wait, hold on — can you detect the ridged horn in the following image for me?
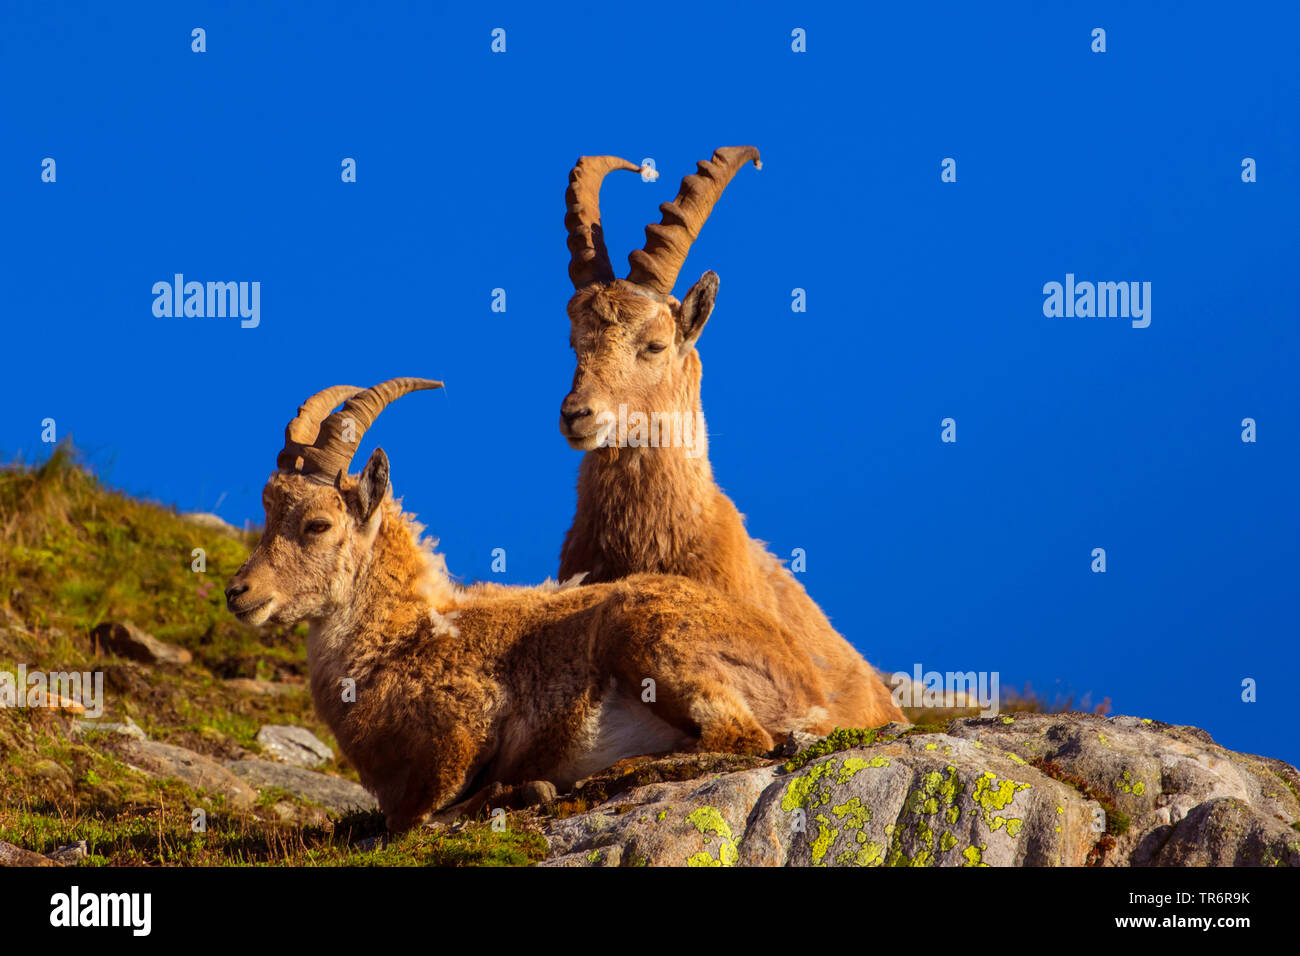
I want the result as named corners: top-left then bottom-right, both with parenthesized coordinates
top-left (566, 155), bottom-right (655, 290)
top-left (626, 146), bottom-right (761, 295)
top-left (277, 378), bottom-right (443, 481)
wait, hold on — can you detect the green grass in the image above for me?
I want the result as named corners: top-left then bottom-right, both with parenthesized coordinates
top-left (0, 447), bottom-right (537, 865)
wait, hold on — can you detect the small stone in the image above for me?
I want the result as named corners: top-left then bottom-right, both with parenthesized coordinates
top-left (779, 731), bottom-right (820, 758)
top-left (518, 780), bottom-right (558, 806)
top-left (353, 834), bottom-right (386, 852)
top-left (47, 841), bottom-right (89, 864)
top-left (182, 512), bottom-right (240, 535)
top-left (223, 678), bottom-right (305, 698)
top-left (90, 621), bottom-right (192, 666)
top-left (72, 715), bottom-right (146, 740)
top-left (256, 725), bottom-right (334, 768)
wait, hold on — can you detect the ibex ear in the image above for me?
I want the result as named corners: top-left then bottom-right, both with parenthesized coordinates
top-left (356, 447), bottom-right (390, 522)
top-left (676, 271), bottom-right (719, 353)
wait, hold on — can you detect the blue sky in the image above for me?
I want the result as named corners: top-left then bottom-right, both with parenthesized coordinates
top-left (3, 1), bottom-right (1297, 765)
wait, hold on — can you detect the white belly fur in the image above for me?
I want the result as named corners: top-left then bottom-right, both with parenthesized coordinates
top-left (551, 679), bottom-right (692, 788)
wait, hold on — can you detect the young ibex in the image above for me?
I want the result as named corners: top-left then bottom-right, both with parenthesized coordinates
top-left (557, 147), bottom-right (902, 727)
top-left (226, 378), bottom-right (883, 830)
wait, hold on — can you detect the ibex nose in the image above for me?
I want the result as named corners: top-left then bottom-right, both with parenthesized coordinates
top-left (560, 395), bottom-right (592, 429)
top-left (225, 583), bottom-right (248, 609)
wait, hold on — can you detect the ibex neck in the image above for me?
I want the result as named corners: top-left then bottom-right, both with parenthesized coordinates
top-left (322, 507), bottom-right (458, 649)
top-left (575, 414), bottom-right (717, 574)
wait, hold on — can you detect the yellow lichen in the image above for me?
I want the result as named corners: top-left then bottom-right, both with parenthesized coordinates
top-left (831, 796), bottom-right (871, 830)
top-left (810, 814), bottom-right (837, 864)
top-left (971, 771), bottom-right (1030, 831)
top-left (962, 844), bottom-right (988, 867)
top-left (686, 806), bottom-right (737, 867)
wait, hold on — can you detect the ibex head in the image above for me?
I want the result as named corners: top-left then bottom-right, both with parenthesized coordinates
top-left (559, 147), bottom-right (760, 451)
top-left (225, 378), bottom-right (441, 626)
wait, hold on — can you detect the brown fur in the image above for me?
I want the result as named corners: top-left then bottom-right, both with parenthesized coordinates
top-left (558, 279), bottom-right (903, 726)
top-left (227, 466), bottom-right (857, 831)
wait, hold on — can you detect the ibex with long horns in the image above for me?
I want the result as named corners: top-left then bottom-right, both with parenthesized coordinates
top-left (557, 147), bottom-right (902, 727)
top-left (226, 378), bottom-right (879, 831)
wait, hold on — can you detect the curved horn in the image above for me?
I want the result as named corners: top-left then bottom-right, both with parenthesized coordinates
top-left (566, 155), bottom-right (654, 290)
top-left (277, 377), bottom-right (443, 480)
top-left (626, 146), bottom-right (761, 295)
top-left (278, 385), bottom-right (363, 472)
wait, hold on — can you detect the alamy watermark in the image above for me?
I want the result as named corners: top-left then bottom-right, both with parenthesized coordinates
top-left (592, 404), bottom-right (706, 458)
top-left (50, 886), bottom-right (151, 936)
top-left (1043, 273), bottom-right (1151, 328)
top-left (889, 664), bottom-right (1000, 717)
top-left (0, 665), bottom-right (104, 718)
top-left (152, 274), bottom-right (260, 328)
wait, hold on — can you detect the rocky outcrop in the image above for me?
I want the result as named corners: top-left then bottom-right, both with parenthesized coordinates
top-left (539, 714), bottom-right (1300, 867)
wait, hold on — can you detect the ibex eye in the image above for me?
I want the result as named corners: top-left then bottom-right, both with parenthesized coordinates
top-left (645, 342), bottom-right (667, 354)
top-left (305, 521), bottom-right (331, 535)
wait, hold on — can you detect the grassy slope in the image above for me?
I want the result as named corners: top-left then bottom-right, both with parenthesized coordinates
top-left (0, 447), bottom-right (544, 866)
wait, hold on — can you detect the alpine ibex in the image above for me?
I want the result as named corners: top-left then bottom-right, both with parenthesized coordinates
top-left (557, 147), bottom-right (902, 727)
top-left (226, 378), bottom-right (884, 831)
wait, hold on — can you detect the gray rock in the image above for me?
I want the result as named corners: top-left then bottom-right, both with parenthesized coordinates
top-left (224, 759), bottom-right (377, 815)
top-left (540, 714), bottom-right (1300, 867)
top-left (542, 766), bottom-right (778, 867)
top-left (744, 733), bottom-right (1098, 867)
top-left (72, 715), bottom-right (147, 740)
top-left (944, 713), bottom-right (1300, 866)
top-left (47, 841), bottom-right (89, 864)
top-left (223, 678), bottom-right (306, 698)
top-left (1149, 797), bottom-right (1300, 866)
top-left (182, 512), bottom-right (240, 535)
top-left (256, 724), bottom-right (334, 768)
top-left (100, 738), bottom-right (256, 809)
top-left (90, 621), bottom-right (192, 666)
top-left (545, 844), bottom-right (628, 867)
top-left (0, 841), bottom-right (62, 867)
